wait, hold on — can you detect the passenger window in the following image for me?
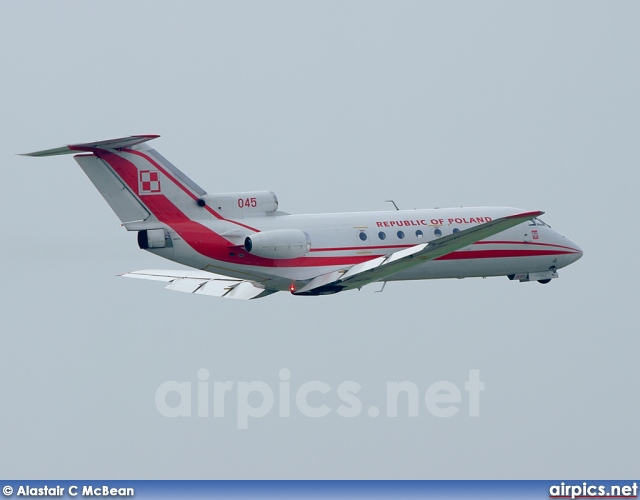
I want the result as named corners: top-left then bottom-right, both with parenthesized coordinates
top-left (397, 230), bottom-right (405, 239)
top-left (359, 231), bottom-right (368, 241)
top-left (378, 231), bottom-right (386, 240)
top-left (452, 228), bottom-right (460, 234)
top-left (434, 228), bottom-right (443, 238)
top-left (416, 230), bottom-right (424, 238)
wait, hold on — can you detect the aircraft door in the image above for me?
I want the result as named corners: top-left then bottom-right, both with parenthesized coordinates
top-left (525, 218), bottom-right (546, 242)
top-left (524, 219), bottom-right (536, 242)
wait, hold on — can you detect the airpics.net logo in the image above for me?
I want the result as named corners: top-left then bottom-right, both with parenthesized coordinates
top-left (155, 369), bottom-right (484, 429)
top-left (549, 482), bottom-right (638, 499)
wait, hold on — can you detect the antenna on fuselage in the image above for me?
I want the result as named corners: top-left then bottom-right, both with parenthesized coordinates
top-left (375, 281), bottom-right (388, 293)
top-left (385, 200), bottom-right (399, 211)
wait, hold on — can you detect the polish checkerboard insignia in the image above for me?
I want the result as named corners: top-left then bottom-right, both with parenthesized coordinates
top-left (139, 170), bottom-right (161, 194)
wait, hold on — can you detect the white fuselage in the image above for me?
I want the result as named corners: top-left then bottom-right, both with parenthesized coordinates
top-left (23, 136), bottom-right (583, 297)
top-left (149, 206), bottom-right (583, 291)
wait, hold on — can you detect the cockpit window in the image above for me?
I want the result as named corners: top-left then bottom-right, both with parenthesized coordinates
top-left (529, 217), bottom-right (551, 228)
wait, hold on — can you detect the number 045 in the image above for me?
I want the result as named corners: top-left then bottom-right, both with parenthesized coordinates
top-left (238, 197), bottom-right (257, 208)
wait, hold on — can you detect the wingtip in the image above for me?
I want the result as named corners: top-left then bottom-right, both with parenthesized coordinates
top-left (507, 210), bottom-right (544, 219)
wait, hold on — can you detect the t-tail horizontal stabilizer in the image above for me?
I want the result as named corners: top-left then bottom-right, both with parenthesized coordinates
top-left (22, 134), bottom-right (212, 228)
top-left (20, 135), bottom-right (160, 157)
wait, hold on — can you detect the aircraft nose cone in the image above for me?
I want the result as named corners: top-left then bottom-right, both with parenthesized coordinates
top-left (565, 237), bottom-right (583, 262)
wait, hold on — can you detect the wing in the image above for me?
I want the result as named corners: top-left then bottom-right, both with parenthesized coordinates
top-left (294, 210), bottom-right (543, 295)
top-left (120, 269), bottom-right (278, 300)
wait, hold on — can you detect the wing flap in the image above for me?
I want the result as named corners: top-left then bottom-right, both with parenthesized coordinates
top-left (165, 278), bottom-right (209, 293)
top-left (226, 281), bottom-right (271, 300)
top-left (120, 269), bottom-right (277, 300)
top-left (339, 255), bottom-right (387, 281)
top-left (383, 243), bottom-right (429, 265)
top-left (196, 280), bottom-right (239, 297)
top-left (294, 270), bottom-right (345, 294)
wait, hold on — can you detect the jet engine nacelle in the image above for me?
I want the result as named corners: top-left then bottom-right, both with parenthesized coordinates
top-left (197, 191), bottom-right (278, 216)
top-left (244, 229), bottom-right (311, 259)
top-left (138, 228), bottom-right (170, 249)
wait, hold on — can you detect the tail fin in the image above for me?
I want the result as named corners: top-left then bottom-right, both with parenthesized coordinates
top-left (22, 135), bottom-right (214, 229)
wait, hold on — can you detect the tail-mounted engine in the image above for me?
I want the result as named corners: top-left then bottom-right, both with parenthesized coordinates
top-left (138, 228), bottom-right (172, 249)
top-left (244, 229), bottom-right (311, 259)
top-left (196, 191), bottom-right (278, 217)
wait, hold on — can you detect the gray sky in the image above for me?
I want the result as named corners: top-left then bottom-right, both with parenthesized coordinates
top-left (1, 1), bottom-right (638, 479)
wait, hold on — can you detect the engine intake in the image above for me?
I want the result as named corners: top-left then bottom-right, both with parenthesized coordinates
top-left (244, 230), bottom-right (311, 259)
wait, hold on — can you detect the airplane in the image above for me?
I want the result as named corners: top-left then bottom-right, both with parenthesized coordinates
top-left (22, 135), bottom-right (583, 300)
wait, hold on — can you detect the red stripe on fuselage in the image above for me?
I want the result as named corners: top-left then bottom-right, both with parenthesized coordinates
top-left (434, 249), bottom-right (573, 260)
top-left (94, 151), bottom-right (375, 268)
top-left (125, 149), bottom-right (259, 233)
top-left (473, 240), bottom-right (581, 252)
top-left (310, 241), bottom-right (582, 254)
top-left (83, 149), bottom-right (580, 269)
